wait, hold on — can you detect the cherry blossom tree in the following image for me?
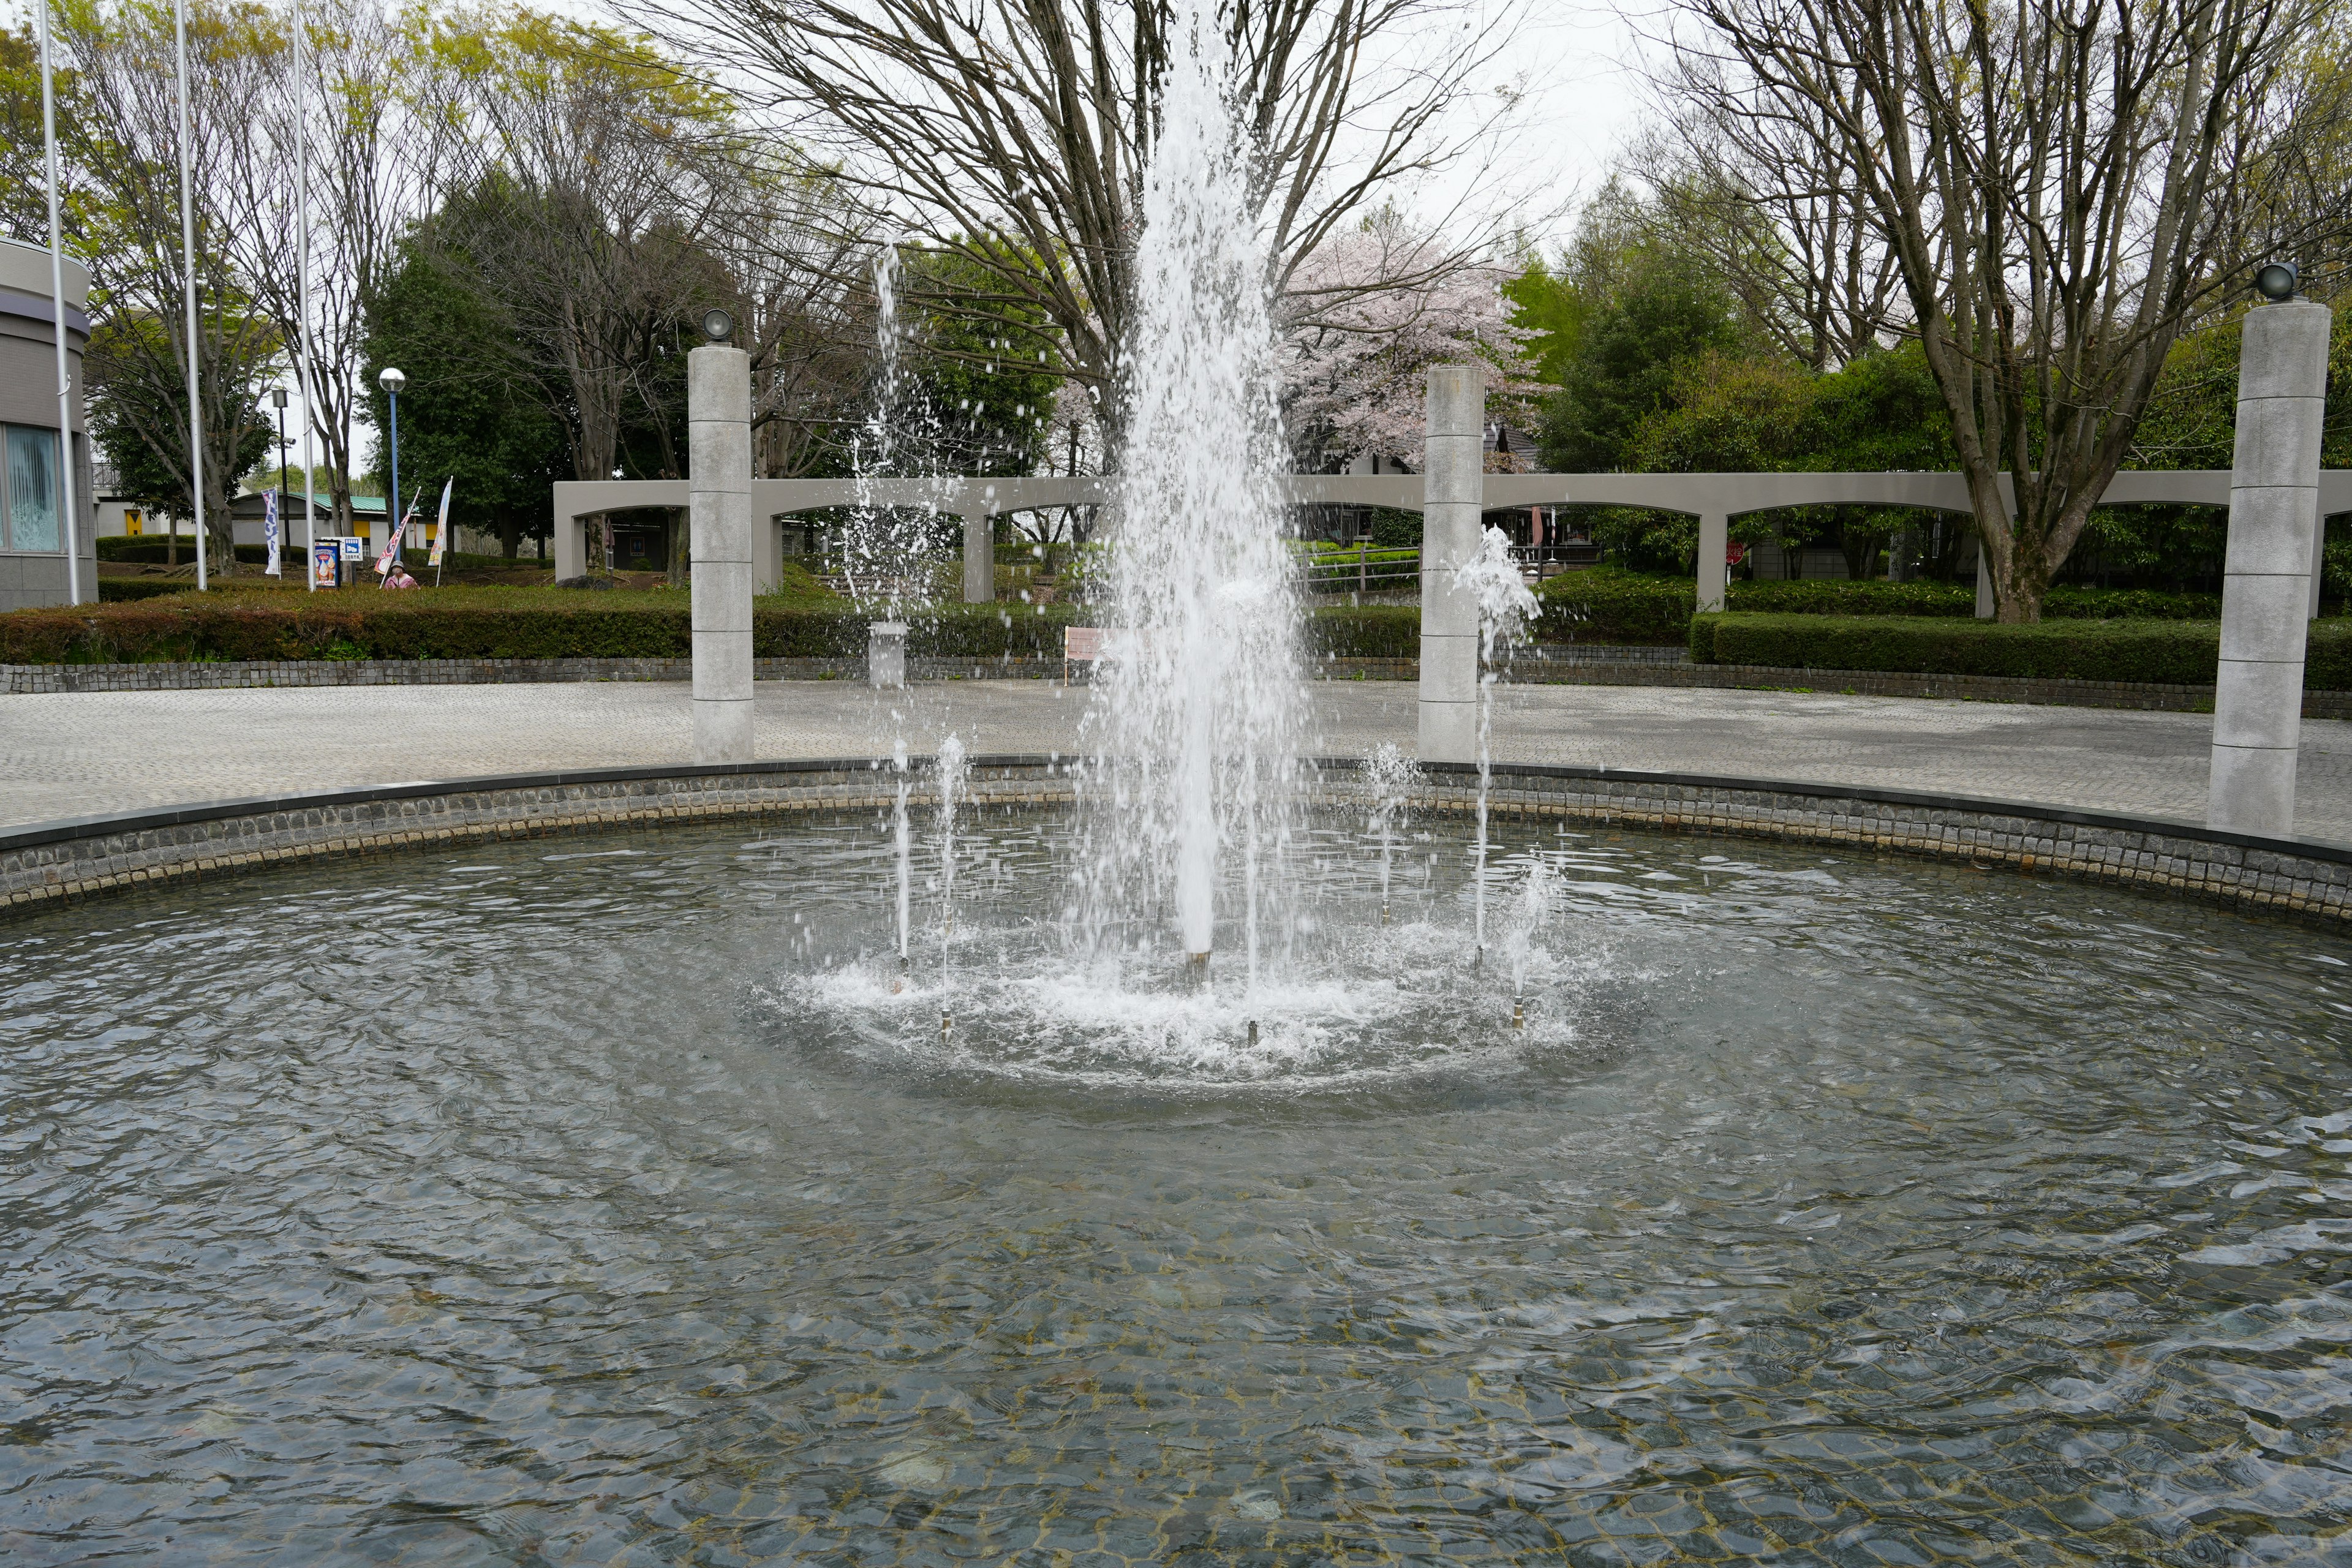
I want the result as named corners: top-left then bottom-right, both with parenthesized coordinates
top-left (1280, 221), bottom-right (1533, 472)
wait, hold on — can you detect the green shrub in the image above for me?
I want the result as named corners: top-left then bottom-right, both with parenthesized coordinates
top-left (1551, 568), bottom-right (2225, 646)
top-left (97, 578), bottom-right (195, 603)
top-left (1306, 605), bottom-right (1420, 658)
top-left (1686, 612), bottom-right (2352, 688)
top-left (2, 589), bottom-right (1428, 666)
top-left (1536, 568), bottom-right (1694, 644)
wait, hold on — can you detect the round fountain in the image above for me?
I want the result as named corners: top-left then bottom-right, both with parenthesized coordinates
top-left (4, 2), bottom-right (2349, 1560)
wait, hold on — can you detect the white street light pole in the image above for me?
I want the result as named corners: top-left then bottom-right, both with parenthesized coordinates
top-left (174, 0), bottom-right (206, 591)
top-left (293, 0), bottom-right (317, 591)
top-left (36, 0), bottom-right (80, 604)
top-left (379, 368), bottom-right (406, 567)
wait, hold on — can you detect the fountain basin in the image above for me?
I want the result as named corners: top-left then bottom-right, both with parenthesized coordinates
top-left (4, 799), bottom-right (2351, 1560)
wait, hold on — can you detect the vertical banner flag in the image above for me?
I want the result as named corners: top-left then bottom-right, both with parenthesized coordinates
top-left (263, 491), bottom-right (282, 576)
top-left (375, 488), bottom-right (418, 578)
top-left (312, 538), bottom-right (339, 589)
top-left (428, 478), bottom-right (452, 569)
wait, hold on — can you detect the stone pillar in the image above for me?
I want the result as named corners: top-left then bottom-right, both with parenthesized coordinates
top-left (690, 344), bottom-right (753, 764)
top-left (869, 620), bottom-right (908, 689)
top-left (2309, 500), bottom-right (2328, 620)
top-left (753, 509), bottom-right (783, 596)
top-left (554, 511), bottom-right (586, 581)
top-left (1695, 512), bottom-right (1728, 614)
top-left (962, 506), bottom-right (994, 603)
top-left (1417, 365), bottom-right (1484, 763)
top-left (2209, 299), bottom-right (2330, 835)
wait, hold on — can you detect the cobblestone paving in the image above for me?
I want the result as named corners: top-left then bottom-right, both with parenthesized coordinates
top-left (7, 679), bottom-right (2350, 840)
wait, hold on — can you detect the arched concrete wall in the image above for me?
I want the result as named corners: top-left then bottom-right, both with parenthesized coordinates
top-left (555, 470), bottom-right (2351, 608)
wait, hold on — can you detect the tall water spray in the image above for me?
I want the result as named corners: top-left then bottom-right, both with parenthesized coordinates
top-left (1365, 742), bottom-right (1419, 925)
top-left (1458, 527), bottom-right (1539, 959)
top-left (937, 734), bottom-right (968, 944)
top-left (1080, 0), bottom-right (1300, 981)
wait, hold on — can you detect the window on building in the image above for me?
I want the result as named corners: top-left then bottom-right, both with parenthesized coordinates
top-left (6, 426), bottom-right (62, 552)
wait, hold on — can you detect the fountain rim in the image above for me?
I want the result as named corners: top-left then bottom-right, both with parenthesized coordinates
top-left (2, 754), bottom-right (2348, 866)
top-left (6, 750), bottom-right (2351, 937)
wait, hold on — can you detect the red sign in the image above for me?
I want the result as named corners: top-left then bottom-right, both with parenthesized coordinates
top-left (1726, 542), bottom-right (1748, 567)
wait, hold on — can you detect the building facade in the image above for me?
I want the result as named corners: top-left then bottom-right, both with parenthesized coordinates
top-left (0, 236), bottom-right (96, 609)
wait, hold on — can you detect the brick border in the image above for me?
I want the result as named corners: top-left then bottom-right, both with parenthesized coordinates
top-left (13, 653), bottom-right (2350, 718)
top-left (4, 756), bottom-right (2348, 924)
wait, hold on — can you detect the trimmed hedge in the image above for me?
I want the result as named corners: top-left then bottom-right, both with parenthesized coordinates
top-left (1542, 569), bottom-right (2224, 644)
top-left (1, 589), bottom-right (1421, 665)
top-left (1689, 612), bottom-right (2352, 690)
top-left (97, 578), bottom-right (202, 603)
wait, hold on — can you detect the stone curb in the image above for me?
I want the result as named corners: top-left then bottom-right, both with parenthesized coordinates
top-left (12, 654), bottom-right (2349, 718)
top-left (4, 756), bottom-right (2346, 925)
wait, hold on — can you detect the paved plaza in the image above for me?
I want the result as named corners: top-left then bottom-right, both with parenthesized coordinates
top-left (6, 679), bottom-right (2350, 841)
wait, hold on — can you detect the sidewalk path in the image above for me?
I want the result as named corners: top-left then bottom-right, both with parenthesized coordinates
top-left (7, 680), bottom-right (2350, 842)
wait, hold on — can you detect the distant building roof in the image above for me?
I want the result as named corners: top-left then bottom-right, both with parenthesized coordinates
top-left (229, 489), bottom-right (386, 518)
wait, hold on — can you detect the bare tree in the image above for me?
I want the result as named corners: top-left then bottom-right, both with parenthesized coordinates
top-left (1659, 0), bottom-right (2352, 619)
top-left (1627, 105), bottom-right (1907, 371)
top-left (431, 12), bottom-right (736, 504)
top-left (698, 151), bottom-right (881, 481)
top-left (219, 0), bottom-right (437, 534)
top-left (66, 0), bottom-right (282, 573)
top-left (643, 0), bottom-right (1530, 434)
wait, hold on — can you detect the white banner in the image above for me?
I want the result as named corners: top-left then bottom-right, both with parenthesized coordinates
top-left (263, 491), bottom-right (281, 576)
top-left (428, 478), bottom-right (452, 569)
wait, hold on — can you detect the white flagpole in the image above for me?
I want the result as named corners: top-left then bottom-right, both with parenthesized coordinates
top-left (175, 0), bottom-right (206, 590)
top-left (293, 0), bottom-right (316, 590)
top-left (36, 0), bottom-right (80, 605)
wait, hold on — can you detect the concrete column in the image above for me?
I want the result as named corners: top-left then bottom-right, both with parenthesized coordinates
top-left (962, 507), bottom-right (995, 603)
top-left (2309, 500), bottom-right (2328, 620)
top-left (2209, 298), bottom-right (2330, 835)
top-left (753, 510), bottom-right (783, 595)
top-left (1695, 512), bottom-right (1728, 614)
top-left (1417, 364), bottom-right (1485, 762)
top-left (690, 344), bottom-right (754, 764)
top-left (554, 511), bottom-right (586, 581)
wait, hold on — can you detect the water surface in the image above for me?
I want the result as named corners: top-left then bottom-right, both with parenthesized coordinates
top-left (4, 810), bottom-right (2350, 1564)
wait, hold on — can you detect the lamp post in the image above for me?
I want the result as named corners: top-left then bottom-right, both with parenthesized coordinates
top-left (34, 0), bottom-right (80, 604)
top-left (271, 387), bottom-right (288, 523)
top-left (174, 0), bottom-right (205, 590)
top-left (377, 366), bottom-right (405, 564)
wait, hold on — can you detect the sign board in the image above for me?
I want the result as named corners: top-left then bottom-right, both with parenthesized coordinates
top-left (124, 509), bottom-right (143, 537)
top-left (339, 536), bottom-right (364, 561)
top-left (312, 540), bottom-right (340, 589)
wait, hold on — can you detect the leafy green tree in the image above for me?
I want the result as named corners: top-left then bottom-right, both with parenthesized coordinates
top-left (903, 245), bottom-right (1059, 478)
top-left (1500, 255), bottom-right (1586, 388)
top-left (362, 236), bottom-right (567, 558)
top-left (89, 311), bottom-right (271, 532)
top-left (1535, 255), bottom-right (1744, 473)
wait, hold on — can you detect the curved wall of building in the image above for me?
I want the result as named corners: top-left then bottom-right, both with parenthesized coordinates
top-left (0, 235), bottom-right (96, 609)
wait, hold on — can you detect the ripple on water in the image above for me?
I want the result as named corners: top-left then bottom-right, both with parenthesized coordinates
top-left (1, 808), bottom-right (2350, 1566)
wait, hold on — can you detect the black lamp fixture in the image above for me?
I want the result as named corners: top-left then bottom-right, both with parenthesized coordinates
top-left (2253, 261), bottom-right (2299, 303)
top-left (702, 307), bottom-right (736, 343)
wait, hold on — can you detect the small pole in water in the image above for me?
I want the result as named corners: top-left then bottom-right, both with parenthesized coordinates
top-left (1512, 997), bottom-right (1524, 1031)
top-left (1473, 944), bottom-right (1483, 975)
top-left (1186, 951), bottom-right (1210, 986)
top-left (1379, 900), bottom-right (1390, 926)
top-left (941, 1008), bottom-right (952, 1038)
top-left (1247, 1019), bottom-right (1259, 1047)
